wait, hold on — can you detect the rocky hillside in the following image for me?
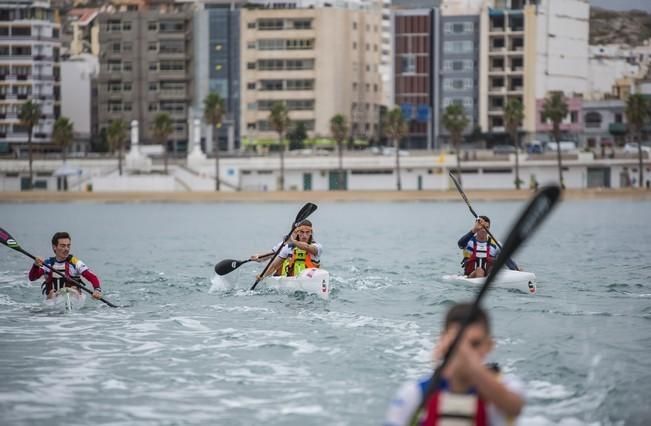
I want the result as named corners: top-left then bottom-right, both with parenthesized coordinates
top-left (590, 7), bottom-right (651, 46)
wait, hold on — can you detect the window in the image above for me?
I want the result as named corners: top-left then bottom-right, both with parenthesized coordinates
top-left (247, 22), bottom-right (256, 29)
top-left (123, 82), bottom-right (132, 91)
top-left (123, 62), bottom-right (132, 72)
top-left (443, 40), bottom-right (473, 53)
top-left (123, 42), bottom-right (132, 52)
top-left (149, 103), bottom-right (158, 112)
top-left (108, 101), bottom-right (122, 112)
top-left (107, 60), bottom-right (121, 72)
top-left (148, 42), bottom-right (157, 52)
top-left (258, 39), bottom-right (284, 50)
top-left (286, 39), bottom-right (313, 50)
top-left (159, 61), bottom-right (184, 71)
top-left (160, 81), bottom-right (185, 91)
top-left (247, 62), bottom-right (256, 70)
top-left (148, 21), bottom-right (157, 31)
top-left (260, 80), bottom-right (283, 91)
top-left (124, 103), bottom-right (132, 112)
top-left (111, 42), bottom-right (121, 53)
top-left (353, 22), bottom-right (357, 30)
top-left (108, 82), bottom-right (122, 92)
top-left (247, 42), bottom-right (256, 49)
top-left (149, 62), bottom-right (157, 71)
top-left (159, 21), bottom-right (184, 33)
top-left (444, 78), bottom-right (472, 90)
top-left (286, 79), bottom-right (313, 90)
top-left (149, 82), bottom-right (158, 91)
top-left (401, 55), bottom-right (416, 74)
top-left (292, 19), bottom-right (312, 30)
top-left (258, 19), bottom-right (284, 31)
top-left (122, 21), bottom-right (132, 31)
top-left (353, 42), bottom-right (357, 49)
top-left (247, 82), bottom-right (256, 90)
top-left (570, 111), bottom-right (578, 123)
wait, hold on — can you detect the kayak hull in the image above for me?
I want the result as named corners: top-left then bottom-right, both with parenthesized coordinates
top-left (263, 268), bottom-right (330, 300)
top-left (443, 269), bottom-right (537, 294)
top-left (42, 288), bottom-right (87, 312)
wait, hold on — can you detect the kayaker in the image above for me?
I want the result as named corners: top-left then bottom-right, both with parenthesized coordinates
top-left (253, 219), bottom-right (322, 278)
top-left (458, 216), bottom-right (519, 278)
top-left (28, 232), bottom-right (103, 299)
top-left (384, 302), bottom-right (526, 426)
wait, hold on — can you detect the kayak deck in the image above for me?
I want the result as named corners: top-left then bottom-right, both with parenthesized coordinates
top-left (262, 268), bottom-right (330, 300)
top-left (442, 269), bottom-right (537, 294)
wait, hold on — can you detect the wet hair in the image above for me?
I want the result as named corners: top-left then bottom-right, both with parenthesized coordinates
top-left (478, 215), bottom-right (491, 225)
top-left (51, 232), bottom-right (71, 246)
top-left (444, 302), bottom-right (491, 334)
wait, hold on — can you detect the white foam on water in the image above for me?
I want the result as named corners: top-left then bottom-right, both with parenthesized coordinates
top-left (208, 274), bottom-right (234, 293)
top-left (526, 380), bottom-right (575, 399)
top-left (102, 379), bottom-right (128, 390)
top-left (171, 316), bottom-right (211, 332)
top-left (520, 415), bottom-right (602, 426)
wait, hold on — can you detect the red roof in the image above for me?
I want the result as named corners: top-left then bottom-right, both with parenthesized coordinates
top-left (67, 8), bottom-right (99, 26)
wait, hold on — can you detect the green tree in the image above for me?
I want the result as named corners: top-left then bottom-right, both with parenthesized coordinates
top-left (269, 102), bottom-right (291, 191)
top-left (442, 104), bottom-right (470, 188)
top-left (288, 121), bottom-right (308, 150)
top-left (153, 112), bottom-right (174, 174)
top-left (203, 92), bottom-right (225, 191)
top-left (19, 100), bottom-right (41, 190)
top-left (625, 93), bottom-right (650, 188)
top-left (504, 98), bottom-right (525, 189)
top-left (542, 91), bottom-right (569, 189)
top-left (107, 119), bottom-right (128, 176)
top-left (383, 107), bottom-right (408, 191)
top-left (330, 114), bottom-right (349, 190)
top-left (52, 117), bottom-right (74, 164)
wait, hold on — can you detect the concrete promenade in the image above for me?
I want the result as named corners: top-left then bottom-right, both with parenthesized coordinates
top-left (1, 188), bottom-right (649, 203)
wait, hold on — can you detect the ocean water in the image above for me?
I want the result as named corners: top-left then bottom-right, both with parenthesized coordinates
top-left (0, 199), bottom-right (649, 425)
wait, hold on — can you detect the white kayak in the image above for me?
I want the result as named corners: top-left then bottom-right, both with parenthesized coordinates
top-left (443, 269), bottom-right (537, 294)
top-left (262, 268), bottom-right (331, 300)
top-left (42, 288), bottom-right (87, 312)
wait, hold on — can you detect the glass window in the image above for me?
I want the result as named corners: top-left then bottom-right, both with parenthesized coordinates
top-left (148, 21), bottom-right (157, 31)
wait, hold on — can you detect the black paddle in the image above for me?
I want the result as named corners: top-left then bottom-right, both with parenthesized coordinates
top-left (410, 184), bottom-right (561, 423)
top-left (214, 251), bottom-right (274, 276)
top-left (250, 202), bottom-right (318, 291)
top-left (449, 171), bottom-right (504, 250)
top-left (0, 227), bottom-right (118, 308)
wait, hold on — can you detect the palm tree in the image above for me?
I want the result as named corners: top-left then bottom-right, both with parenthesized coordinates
top-left (542, 91), bottom-right (568, 189)
top-left (19, 100), bottom-right (41, 190)
top-left (442, 103), bottom-right (469, 188)
top-left (269, 102), bottom-right (291, 191)
top-left (383, 107), bottom-right (408, 191)
top-left (625, 94), bottom-right (650, 188)
top-left (330, 114), bottom-right (349, 190)
top-left (203, 92), bottom-right (225, 191)
top-left (153, 112), bottom-right (174, 174)
top-left (504, 98), bottom-right (525, 190)
top-left (107, 119), bottom-right (128, 176)
top-left (52, 117), bottom-right (74, 164)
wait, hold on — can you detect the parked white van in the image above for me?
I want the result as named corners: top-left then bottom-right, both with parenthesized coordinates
top-left (545, 141), bottom-right (577, 152)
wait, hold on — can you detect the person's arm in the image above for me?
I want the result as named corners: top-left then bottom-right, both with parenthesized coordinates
top-left (260, 256), bottom-right (284, 278)
top-left (291, 239), bottom-right (319, 256)
top-left (383, 380), bottom-right (423, 426)
top-left (250, 252), bottom-right (275, 262)
top-left (72, 258), bottom-right (103, 299)
top-left (28, 259), bottom-right (44, 281)
top-left (457, 231), bottom-right (474, 249)
top-left (467, 364), bottom-right (525, 417)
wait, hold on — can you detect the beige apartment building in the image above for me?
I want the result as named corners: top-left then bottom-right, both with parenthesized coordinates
top-left (96, 0), bottom-right (193, 147)
top-left (240, 6), bottom-right (384, 144)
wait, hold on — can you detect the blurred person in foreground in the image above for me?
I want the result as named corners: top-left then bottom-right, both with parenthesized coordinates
top-left (384, 302), bottom-right (525, 426)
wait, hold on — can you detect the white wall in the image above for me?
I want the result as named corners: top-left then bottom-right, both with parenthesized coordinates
top-left (535, 0), bottom-right (589, 98)
top-left (61, 55), bottom-right (99, 136)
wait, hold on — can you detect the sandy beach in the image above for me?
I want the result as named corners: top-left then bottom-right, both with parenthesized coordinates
top-left (0, 188), bottom-right (649, 203)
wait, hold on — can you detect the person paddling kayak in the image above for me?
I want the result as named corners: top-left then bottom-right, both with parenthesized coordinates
top-left (252, 219), bottom-right (322, 278)
top-left (28, 232), bottom-right (103, 300)
top-left (458, 216), bottom-right (519, 278)
top-left (384, 302), bottom-right (526, 426)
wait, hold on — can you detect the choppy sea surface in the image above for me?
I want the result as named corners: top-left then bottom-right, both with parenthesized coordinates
top-left (0, 199), bottom-right (649, 425)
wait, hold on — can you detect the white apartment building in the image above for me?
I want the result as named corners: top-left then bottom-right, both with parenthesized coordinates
top-left (0, 0), bottom-right (61, 147)
top-left (478, 0), bottom-right (589, 134)
top-left (240, 6), bottom-right (384, 142)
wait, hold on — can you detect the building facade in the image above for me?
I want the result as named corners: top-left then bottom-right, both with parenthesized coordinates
top-left (192, 0), bottom-right (242, 153)
top-left (240, 6), bottom-right (384, 144)
top-left (0, 0), bottom-right (60, 148)
top-left (96, 1), bottom-right (193, 149)
top-left (61, 53), bottom-right (99, 152)
top-left (393, 8), bottom-right (439, 149)
top-left (439, 13), bottom-right (480, 139)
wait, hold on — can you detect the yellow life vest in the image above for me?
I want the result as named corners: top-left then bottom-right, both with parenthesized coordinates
top-left (281, 247), bottom-right (319, 277)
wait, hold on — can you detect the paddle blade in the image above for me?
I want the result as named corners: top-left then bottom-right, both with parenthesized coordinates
top-left (214, 259), bottom-right (248, 276)
top-left (293, 202), bottom-right (318, 226)
top-left (0, 227), bottom-right (21, 250)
